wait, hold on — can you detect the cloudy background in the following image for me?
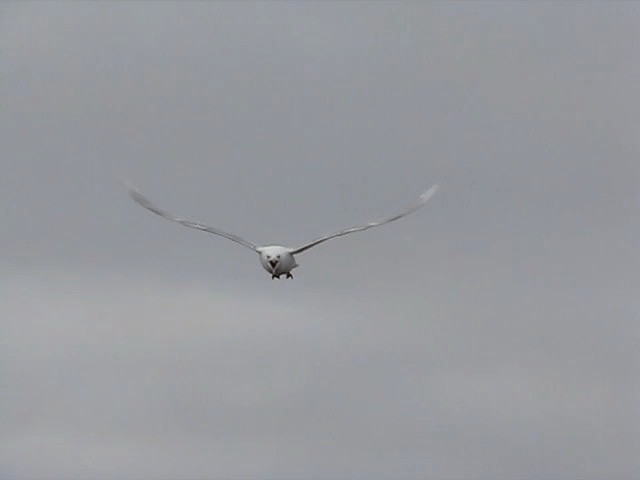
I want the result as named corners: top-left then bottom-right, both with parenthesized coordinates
top-left (1, 2), bottom-right (639, 479)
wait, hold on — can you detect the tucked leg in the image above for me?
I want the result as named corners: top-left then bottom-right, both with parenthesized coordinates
top-left (286, 272), bottom-right (293, 279)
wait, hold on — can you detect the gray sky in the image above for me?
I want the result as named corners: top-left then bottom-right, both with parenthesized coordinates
top-left (1, 2), bottom-right (639, 479)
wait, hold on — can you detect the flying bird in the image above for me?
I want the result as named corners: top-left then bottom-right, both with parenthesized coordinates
top-left (126, 183), bottom-right (438, 279)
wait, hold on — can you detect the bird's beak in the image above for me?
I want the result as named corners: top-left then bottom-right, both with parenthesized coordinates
top-left (269, 260), bottom-right (278, 270)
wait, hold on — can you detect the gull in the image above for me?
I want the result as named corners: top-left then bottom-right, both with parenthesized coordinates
top-left (126, 183), bottom-right (438, 279)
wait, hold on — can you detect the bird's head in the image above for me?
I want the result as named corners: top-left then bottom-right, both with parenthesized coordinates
top-left (259, 246), bottom-right (290, 272)
top-left (266, 253), bottom-right (280, 269)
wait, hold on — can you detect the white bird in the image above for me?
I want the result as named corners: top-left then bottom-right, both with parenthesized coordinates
top-left (126, 183), bottom-right (438, 279)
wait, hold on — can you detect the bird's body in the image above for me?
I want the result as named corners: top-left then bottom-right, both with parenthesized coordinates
top-left (126, 183), bottom-right (438, 279)
top-left (258, 245), bottom-right (298, 279)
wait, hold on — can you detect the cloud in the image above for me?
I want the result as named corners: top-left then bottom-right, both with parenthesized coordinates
top-left (1, 2), bottom-right (638, 479)
top-left (1, 267), bottom-right (638, 479)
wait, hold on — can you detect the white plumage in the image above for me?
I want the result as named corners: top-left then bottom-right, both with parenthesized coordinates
top-left (126, 183), bottom-right (438, 279)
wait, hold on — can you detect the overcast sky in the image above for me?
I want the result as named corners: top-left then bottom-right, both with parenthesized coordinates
top-left (1, 2), bottom-right (639, 479)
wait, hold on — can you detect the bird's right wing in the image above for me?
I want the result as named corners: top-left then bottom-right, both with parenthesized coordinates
top-left (126, 184), bottom-right (259, 252)
top-left (290, 184), bottom-right (439, 255)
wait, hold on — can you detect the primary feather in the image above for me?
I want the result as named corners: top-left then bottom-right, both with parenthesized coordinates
top-left (126, 184), bottom-right (259, 252)
top-left (289, 184), bottom-right (439, 254)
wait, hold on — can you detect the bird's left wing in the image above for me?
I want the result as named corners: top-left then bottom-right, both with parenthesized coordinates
top-left (126, 184), bottom-right (259, 252)
top-left (289, 184), bottom-right (439, 255)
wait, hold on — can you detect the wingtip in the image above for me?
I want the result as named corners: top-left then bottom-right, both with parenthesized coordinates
top-left (120, 177), bottom-right (142, 198)
top-left (420, 184), bottom-right (440, 202)
top-left (120, 177), bottom-right (135, 191)
top-left (121, 179), bottom-right (151, 209)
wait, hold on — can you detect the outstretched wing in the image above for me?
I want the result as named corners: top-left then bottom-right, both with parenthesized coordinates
top-left (126, 184), bottom-right (259, 252)
top-left (290, 185), bottom-right (439, 255)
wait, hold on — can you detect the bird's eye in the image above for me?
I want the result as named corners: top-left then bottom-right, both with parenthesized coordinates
top-left (276, 255), bottom-right (280, 259)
